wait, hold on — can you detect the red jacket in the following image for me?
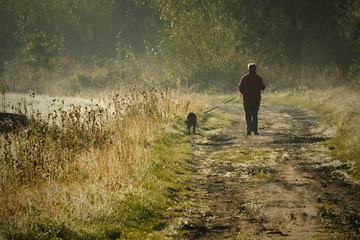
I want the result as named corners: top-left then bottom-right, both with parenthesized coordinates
top-left (238, 71), bottom-right (265, 105)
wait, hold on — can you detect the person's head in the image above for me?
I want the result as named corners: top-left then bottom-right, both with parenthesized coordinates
top-left (248, 63), bottom-right (256, 73)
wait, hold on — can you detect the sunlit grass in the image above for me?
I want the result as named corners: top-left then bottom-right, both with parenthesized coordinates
top-left (312, 202), bottom-right (358, 239)
top-left (211, 147), bottom-right (283, 166)
top-left (0, 88), bottom-right (203, 239)
top-left (263, 86), bottom-right (360, 181)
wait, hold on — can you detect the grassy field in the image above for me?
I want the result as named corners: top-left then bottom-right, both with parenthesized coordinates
top-left (0, 88), bottom-right (206, 239)
top-left (1, 82), bottom-right (360, 239)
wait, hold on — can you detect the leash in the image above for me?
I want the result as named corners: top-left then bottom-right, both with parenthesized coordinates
top-left (203, 96), bottom-right (237, 114)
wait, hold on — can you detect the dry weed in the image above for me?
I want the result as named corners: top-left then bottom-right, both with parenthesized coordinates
top-left (0, 87), bottom-right (202, 237)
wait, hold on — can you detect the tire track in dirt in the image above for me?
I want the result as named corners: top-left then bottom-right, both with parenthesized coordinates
top-left (182, 103), bottom-right (360, 239)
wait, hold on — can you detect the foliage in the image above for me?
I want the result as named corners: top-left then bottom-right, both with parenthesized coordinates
top-left (14, 13), bottom-right (65, 69)
top-left (230, 0), bottom-right (354, 65)
top-left (146, 0), bottom-right (359, 91)
top-left (348, 0), bottom-right (360, 83)
top-left (0, 0), bottom-right (159, 72)
top-left (1, 0), bottom-right (360, 91)
top-left (153, 1), bottom-right (244, 91)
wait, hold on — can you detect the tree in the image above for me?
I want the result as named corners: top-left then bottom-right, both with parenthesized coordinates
top-left (152, 0), bottom-right (245, 91)
top-left (0, 0), bottom-right (20, 75)
top-left (348, 0), bottom-right (360, 80)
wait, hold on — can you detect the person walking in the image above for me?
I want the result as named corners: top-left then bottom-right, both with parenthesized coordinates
top-left (238, 63), bottom-right (266, 135)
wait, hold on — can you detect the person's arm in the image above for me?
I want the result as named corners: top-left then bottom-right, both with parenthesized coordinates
top-left (239, 77), bottom-right (245, 94)
top-left (259, 77), bottom-right (265, 90)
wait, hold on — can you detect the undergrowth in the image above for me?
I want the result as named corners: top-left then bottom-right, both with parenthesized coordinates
top-left (0, 87), bottom-right (203, 239)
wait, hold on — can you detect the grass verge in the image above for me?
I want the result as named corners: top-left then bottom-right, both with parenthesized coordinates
top-left (0, 89), bottom-right (202, 239)
top-left (263, 86), bottom-right (360, 180)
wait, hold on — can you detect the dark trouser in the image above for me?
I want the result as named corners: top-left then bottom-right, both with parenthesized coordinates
top-left (244, 104), bottom-right (260, 132)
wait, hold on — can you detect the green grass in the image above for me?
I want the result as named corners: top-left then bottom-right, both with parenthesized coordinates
top-left (211, 147), bottom-right (283, 166)
top-left (200, 111), bottom-right (232, 131)
top-left (262, 91), bottom-right (336, 125)
top-left (312, 203), bottom-right (358, 240)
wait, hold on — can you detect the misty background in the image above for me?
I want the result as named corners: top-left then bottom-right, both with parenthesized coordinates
top-left (1, 0), bottom-right (359, 94)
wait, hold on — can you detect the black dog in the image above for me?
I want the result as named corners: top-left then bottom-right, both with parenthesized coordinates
top-left (185, 112), bottom-right (196, 134)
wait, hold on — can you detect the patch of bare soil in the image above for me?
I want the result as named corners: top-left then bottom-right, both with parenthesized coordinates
top-left (182, 103), bottom-right (360, 239)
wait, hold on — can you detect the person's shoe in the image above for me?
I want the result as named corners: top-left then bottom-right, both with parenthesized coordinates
top-left (254, 131), bottom-right (259, 135)
top-left (247, 130), bottom-right (251, 135)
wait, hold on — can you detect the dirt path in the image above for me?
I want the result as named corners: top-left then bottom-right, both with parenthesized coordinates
top-left (181, 103), bottom-right (360, 239)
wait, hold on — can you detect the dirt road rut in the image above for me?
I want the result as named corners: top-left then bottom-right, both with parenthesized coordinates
top-left (182, 103), bottom-right (360, 239)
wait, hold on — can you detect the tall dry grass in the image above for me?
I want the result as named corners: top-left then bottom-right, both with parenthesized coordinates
top-left (259, 64), bottom-right (345, 91)
top-left (1, 54), bottom-right (174, 96)
top-left (0, 87), bottom-right (202, 238)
